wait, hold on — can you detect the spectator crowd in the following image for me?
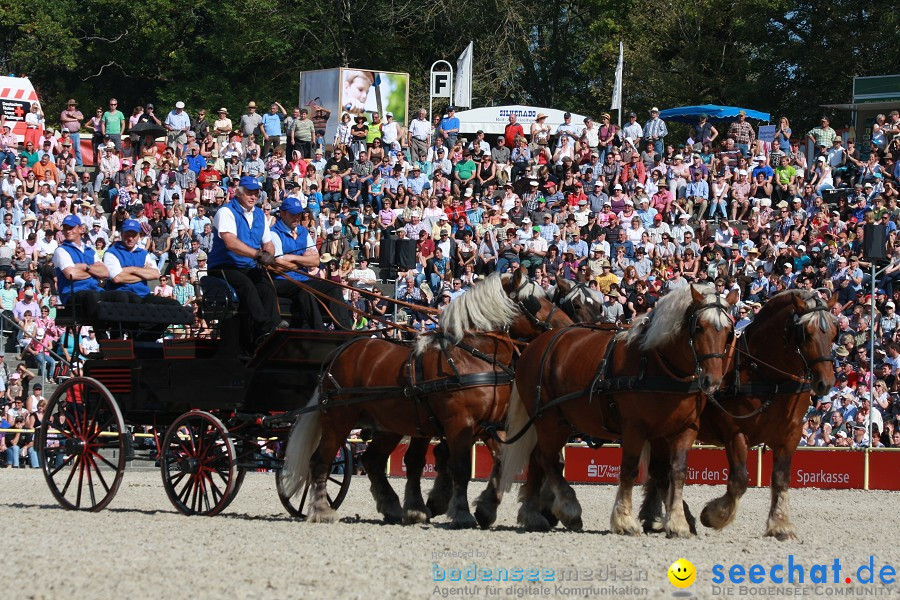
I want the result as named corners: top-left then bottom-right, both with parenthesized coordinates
top-left (2, 96), bottom-right (900, 453)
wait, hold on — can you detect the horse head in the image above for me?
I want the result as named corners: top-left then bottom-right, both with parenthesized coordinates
top-left (553, 274), bottom-right (605, 324)
top-left (790, 291), bottom-right (838, 397)
top-left (688, 285), bottom-right (739, 396)
top-left (501, 267), bottom-right (573, 339)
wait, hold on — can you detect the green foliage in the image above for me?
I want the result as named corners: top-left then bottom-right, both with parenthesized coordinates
top-left (3, 0), bottom-right (897, 134)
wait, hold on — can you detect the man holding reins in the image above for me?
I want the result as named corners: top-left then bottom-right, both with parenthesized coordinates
top-left (269, 197), bottom-right (351, 330)
top-left (207, 175), bottom-right (285, 346)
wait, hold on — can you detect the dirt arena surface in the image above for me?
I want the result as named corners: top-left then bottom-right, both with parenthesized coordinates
top-left (5, 469), bottom-right (899, 599)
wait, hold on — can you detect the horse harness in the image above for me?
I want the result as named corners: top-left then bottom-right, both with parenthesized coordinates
top-left (496, 300), bottom-right (735, 445)
top-left (707, 302), bottom-right (832, 420)
top-left (313, 334), bottom-right (516, 437)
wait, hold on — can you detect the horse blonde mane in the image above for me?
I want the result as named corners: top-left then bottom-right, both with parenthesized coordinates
top-left (415, 273), bottom-right (519, 353)
top-left (794, 290), bottom-right (836, 333)
top-left (616, 284), bottom-right (730, 351)
top-left (761, 289), bottom-right (834, 333)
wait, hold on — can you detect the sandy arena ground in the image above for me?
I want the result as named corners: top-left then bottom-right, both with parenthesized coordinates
top-left (5, 469), bottom-right (899, 599)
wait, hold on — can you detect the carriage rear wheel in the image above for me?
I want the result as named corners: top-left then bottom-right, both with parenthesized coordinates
top-left (160, 411), bottom-right (237, 516)
top-left (38, 377), bottom-right (127, 512)
top-left (276, 442), bottom-right (353, 518)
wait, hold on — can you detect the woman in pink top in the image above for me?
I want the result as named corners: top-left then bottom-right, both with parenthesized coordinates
top-left (153, 275), bottom-right (174, 297)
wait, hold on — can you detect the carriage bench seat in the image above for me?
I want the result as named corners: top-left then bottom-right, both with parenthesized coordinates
top-left (95, 301), bottom-right (195, 325)
top-left (54, 301), bottom-right (194, 326)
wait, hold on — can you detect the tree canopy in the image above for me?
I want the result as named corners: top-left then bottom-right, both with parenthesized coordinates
top-left (1, 0), bottom-right (896, 132)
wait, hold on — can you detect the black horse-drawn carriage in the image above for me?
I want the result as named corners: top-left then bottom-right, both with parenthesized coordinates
top-left (38, 277), bottom-right (359, 516)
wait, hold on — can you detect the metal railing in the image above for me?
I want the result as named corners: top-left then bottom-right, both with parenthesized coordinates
top-left (0, 311), bottom-right (74, 389)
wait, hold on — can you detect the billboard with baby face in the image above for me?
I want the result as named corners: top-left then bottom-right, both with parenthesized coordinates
top-left (299, 68), bottom-right (409, 151)
top-left (339, 69), bottom-right (409, 126)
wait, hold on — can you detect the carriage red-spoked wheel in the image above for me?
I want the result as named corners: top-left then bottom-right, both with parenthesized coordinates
top-left (38, 377), bottom-right (127, 512)
top-left (160, 411), bottom-right (237, 516)
top-left (276, 443), bottom-right (352, 518)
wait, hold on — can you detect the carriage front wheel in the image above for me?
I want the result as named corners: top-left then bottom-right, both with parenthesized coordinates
top-left (276, 442), bottom-right (352, 518)
top-left (160, 411), bottom-right (237, 516)
top-left (38, 377), bottom-right (127, 512)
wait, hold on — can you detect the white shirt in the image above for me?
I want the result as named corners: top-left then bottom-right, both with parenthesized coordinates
top-left (212, 203), bottom-right (273, 245)
top-left (37, 236), bottom-right (58, 258)
top-left (52, 241), bottom-right (102, 272)
top-left (381, 121), bottom-right (400, 145)
top-left (525, 236), bottom-right (548, 254)
top-left (103, 244), bottom-right (158, 279)
top-left (270, 228), bottom-right (316, 257)
top-left (409, 118), bottom-right (431, 141)
top-left (348, 267), bottom-right (377, 291)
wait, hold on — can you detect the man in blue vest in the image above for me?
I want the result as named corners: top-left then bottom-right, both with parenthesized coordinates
top-left (52, 214), bottom-right (108, 320)
top-left (270, 197), bottom-right (351, 330)
top-left (103, 219), bottom-right (179, 305)
top-left (208, 175), bottom-right (284, 345)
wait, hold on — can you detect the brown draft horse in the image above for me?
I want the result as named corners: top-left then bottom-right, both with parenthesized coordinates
top-left (499, 284), bottom-right (738, 538)
top-left (640, 290), bottom-right (837, 540)
top-left (410, 272), bottom-right (607, 527)
top-left (280, 270), bottom-right (578, 529)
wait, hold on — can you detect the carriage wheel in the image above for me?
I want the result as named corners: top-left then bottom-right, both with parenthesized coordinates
top-left (38, 377), bottom-right (126, 512)
top-left (160, 411), bottom-right (237, 516)
top-left (276, 442), bottom-right (353, 518)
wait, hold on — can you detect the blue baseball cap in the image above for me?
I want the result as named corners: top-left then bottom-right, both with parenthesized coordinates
top-left (239, 175), bottom-right (261, 191)
top-left (62, 215), bottom-right (82, 228)
top-left (121, 219), bottom-right (141, 234)
top-left (279, 197), bottom-right (304, 215)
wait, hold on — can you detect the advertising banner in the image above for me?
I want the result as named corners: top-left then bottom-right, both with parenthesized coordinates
top-left (788, 448), bottom-right (863, 489)
top-left (298, 68), bottom-right (340, 151)
top-left (339, 68), bottom-right (409, 126)
top-left (388, 442), bottom-right (438, 478)
top-left (385, 442), bottom-right (896, 492)
top-left (868, 450), bottom-right (900, 490)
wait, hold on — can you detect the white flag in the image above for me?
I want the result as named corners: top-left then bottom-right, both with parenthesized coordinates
top-left (611, 41), bottom-right (623, 111)
top-left (455, 41), bottom-right (473, 108)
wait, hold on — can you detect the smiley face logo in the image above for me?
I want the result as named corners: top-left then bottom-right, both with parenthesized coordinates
top-left (668, 558), bottom-right (696, 588)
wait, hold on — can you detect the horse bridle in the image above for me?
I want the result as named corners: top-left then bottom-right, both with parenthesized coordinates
top-left (551, 281), bottom-right (591, 322)
top-left (513, 278), bottom-right (560, 331)
top-left (706, 297), bottom-right (836, 420)
top-left (788, 302), bottom-right (835, 373)
top-left (687, 298), bottom-right (736, 386)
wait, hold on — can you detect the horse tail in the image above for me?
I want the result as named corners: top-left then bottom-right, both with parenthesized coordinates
top-left (280, 392), bottom-right (323, 499)
top-left (498, 383), bottom-right (537, 494)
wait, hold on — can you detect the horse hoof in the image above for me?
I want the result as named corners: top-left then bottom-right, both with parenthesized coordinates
top-left (766, 527), bottom-right (798, 541)
top-left (554, 500), bottom-right (583, 532)
top-left (642, 517), bottom-right (665, 534)
top-left (611, 523), bottom-right (642, 536)
top-left (403, 508), bottom-right (430, 525)
top-left (519, 512), bottom-right (552, 533)
top-left (449, 512), bottom-right (478, 530)
top-left (382, 510), bottom-right (404, 525)
top-left (307, 507), bottom-right (337, 524)
top-left (426, 497), bottom-right (449, 516)
top-left (540, 510), bottom-right (560, 528)
top-left (700, 505), bottom-right (720, 529)
top-left (664, 521), bottom-right (693, 539)
top-left (563, 516), bottom-right (583, 532)
top-left (610, 513), bottom-right (642, 536)
top-left (474, 503), bottom-right (497, 530)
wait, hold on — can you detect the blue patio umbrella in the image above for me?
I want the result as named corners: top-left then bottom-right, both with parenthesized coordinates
top-left (658, 105), bottom-right (771, 123)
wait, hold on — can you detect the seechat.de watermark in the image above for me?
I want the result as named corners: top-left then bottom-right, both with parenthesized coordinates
top-left (710, 555), bottom-right (898, 596)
